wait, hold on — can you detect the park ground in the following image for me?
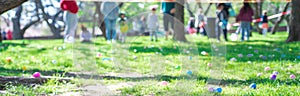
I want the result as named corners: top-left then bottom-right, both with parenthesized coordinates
top-left (0, 32), bottom-right (300, 95)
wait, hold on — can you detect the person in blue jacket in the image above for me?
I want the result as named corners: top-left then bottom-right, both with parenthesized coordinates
top-left (101, 2), bottom-right (120, 44)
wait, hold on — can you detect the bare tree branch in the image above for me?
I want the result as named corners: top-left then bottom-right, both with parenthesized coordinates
top-left (0, 0), bottom-right (28, 14)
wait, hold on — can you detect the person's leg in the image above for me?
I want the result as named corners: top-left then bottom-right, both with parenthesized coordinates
top-left (104, 19), bottom-right (111, 41)
top-left (170, 14), bottom-right (174, 36)
top-left (203, 28), bottom-right (207, 36)
top-left (246, 22), bottom-right (251, 40)
top-left (163, 13), bottom-right (169, 39)
top-left (262, 28), bottom-right (267, 36)
top-left (111, 19), bottom-right (117, 41)
top-left (223, 28), bottom-right (228, 41)
top-left (69, 13), bottom-right (78, 38)
top-left (154, 30), bottom-right (158, 41)
top-left (150, 30), bottom-right (153, 41)
top-left (63, 11), bottom-right (70, 38)
top-left (240, 22), bottom-right (245, 41)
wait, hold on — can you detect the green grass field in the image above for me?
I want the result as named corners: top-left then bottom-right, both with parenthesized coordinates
top-left (0, 32), bottom-right (300, 95)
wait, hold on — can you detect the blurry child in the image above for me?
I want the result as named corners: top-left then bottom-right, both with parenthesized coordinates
top-left (196, 8), bottom-right (207, 36)
top-left (118, 13), bottom-right (128, 43)
top-left (147, 7), bottom-right (159, 41)
top-left (261, 10), bottom-right (268, 36)
top-left (216, 4), bottom-right (228, 41)
top-left (2, 29), bottom-right (6, 40)
top-left (80, 25), bottom-right (92, 43)
top-left (187, 17), bottom-right (197, 34)
top-left (6, 29), bottom-right (12, 40)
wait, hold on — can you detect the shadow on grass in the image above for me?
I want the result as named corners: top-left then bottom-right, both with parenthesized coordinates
top-left (127, 40), bottom-right (299, 62)
top-left (0, 42), bottom-right (27, 52)
top-left (1, 67), bottom-right (298, 88)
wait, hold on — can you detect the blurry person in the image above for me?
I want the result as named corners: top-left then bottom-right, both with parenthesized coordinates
top-left (216, 4), bottom-right (228, 41)
top-left (1, 28), bottom-right (7, 40)
top-left (236, 3), bottom-right (254, 41)
top-left (118, 13), bottom-right (129, 43)
top-left (196, 8), bottom-right (207, 36)
top-left (60, 0), bottom-right (79, 43)
top-left (6, 29), bottom-right (12, 40)
top-left (147, 7), bottom-right (159, 41)
top-left (161, 1), bottom-right (175, 40)
top-left (80, 25), bottom-right (92, 43)
top-left (187, 17), bottom-right (197, 34)
top-left (261, 10), bottom-right (269, 36)
top-left (101, 2), bottom-right (119, 44)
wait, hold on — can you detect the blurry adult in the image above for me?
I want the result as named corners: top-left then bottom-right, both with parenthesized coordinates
top-left (101, 2), bottom-right (119, 44)
top-left (236, 3), bottom-right (254, 41)
top-left (60, 0), bottom-right (79, 43)
top-left (161, 0), bottom-right (175, 40)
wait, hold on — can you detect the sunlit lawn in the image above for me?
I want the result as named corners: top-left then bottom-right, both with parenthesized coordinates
top-left (1, 32), bottom-right (300, 95)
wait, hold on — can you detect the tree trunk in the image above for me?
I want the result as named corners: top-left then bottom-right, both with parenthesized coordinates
top-left (253, 3), bottom-right (263, 34)
top-left (95, 2), bottom-right (106, 39)
top-left (0, 0), bottom-right (28, 14)
top-left (271, 3), bottom-right (290, 34)
top-left (173, 0), bottom-right (187, 42)
top-left (12, 6), bottom-right (23, 39)
top-left (286, 0), bottom-right (300, 42)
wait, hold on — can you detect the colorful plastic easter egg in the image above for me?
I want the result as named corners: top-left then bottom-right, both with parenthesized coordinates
top-left (58, 47), bottom-right (62, 50)
top-left (273, 71), bottom-right (279, 75)
top-left (175, 65), bottom-right (181, 70)
top-left (96, 52), bottom-right (102, 57)
top-left (238, 54), bottom-right (243, 57)
top-left (32, 72), bottom-right (41, 78)
top-left (248, 46), bottom-right (253, 49)
top-left (247, 54), bottom-right (254, 57)
top-left (208, 87), bottom-right (214, 92)
top-left (134, 49), bottom-right (137, 53)
top-left (230, 58), bottom-right (237, 61)
top-left (6, 57), bottom-right (12, 63)
top-left (257, 73), bottom-right (262, 77)
top-left (270, 74), bottom-right (277, 80)
top-left (264, 67), bottom-right (270, 71)
top-left (160, 81), bottom-right (168, 86)
top-left (102, 58), bottom-right (111, 61)
top-left (207, 63), bottom-right (212, 67)
top-left (52, 60), bottom-right (57, 64)
top-left (290, 74), bottom-right (296, 79)
top-left (187, 70), bottom-right (193, 75)
top-left (54, 47), bottom-right (57, 50)
top-left (22, 66), bottom-right (27, 71)
top-left (214, 87), bottom-right (222, 93)
top-left (249, 83), bottom-right (256, 89)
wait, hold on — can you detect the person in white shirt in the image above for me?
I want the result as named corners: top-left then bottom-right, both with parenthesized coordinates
top-left (147, 7), bottom-right (159, 41)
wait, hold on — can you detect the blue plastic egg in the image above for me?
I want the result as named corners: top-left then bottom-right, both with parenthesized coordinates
top-left (249, 83), bottom-right (256, 89)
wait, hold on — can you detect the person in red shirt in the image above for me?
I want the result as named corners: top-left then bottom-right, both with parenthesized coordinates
top-left (6, 29), bottom-right (13, 40)
top-left (60, 0), bottom-right (79, 43)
